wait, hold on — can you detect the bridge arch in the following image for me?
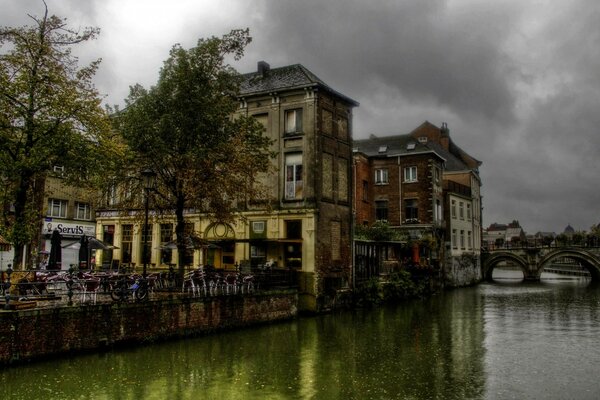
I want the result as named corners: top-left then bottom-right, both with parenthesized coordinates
top-left (537, 248), bottom-right (600, 281)
top-left (482, 252), bottom-right (528, 281)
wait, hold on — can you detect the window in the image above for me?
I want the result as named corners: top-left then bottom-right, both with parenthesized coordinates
top-left (405, 199), bottom-right (418, 222)
top-left (451, 200), bottom-right (457, 219)
top-left (460, 230), bottom-right (465, 249)
top-left (452, 229), bottom-right (457, 248)
top-left (252, 221), bottom-right (265, 234)
top-left (160, 224), bottom-right (173, 265)
top-left (468, 231), bottom-right (472, 249)
top-left (435, 199), bottom-right (442, 223)
top-left (375, 200), bottom-right (388, 221)
top-left (285, 153), bottom-right (303, 200)
top-left (53, 165), bottom-right (65, 174)
top-left (375, 169), bottom-right (388, 185)
top-left (459, 202), bottom-right (464, 220)
top-left (284, 109), bottom-right (303, 134)
top-left (47, 199), bottom-right (67, 218)
top-left (105, 185), bottom-right (118, 206)
top-left (75, 202), bottom-right (91, 220)
top-left (286, 220), bottom-right (302, 239)
top-left (433, 167), bottom-right (440, 183)
top-left (121, 224), bottom-right (133, 263)
top-left (362, 180), bottom-right (368, 201)
top-left (140, 223), bottom-right (153, 265)
top-left (467, 204), bottom-right (471, 220)
top-left (404, 166), bottom-right (417, 182)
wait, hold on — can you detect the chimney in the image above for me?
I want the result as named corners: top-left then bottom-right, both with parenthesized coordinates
top-left (257, 61), bottom-right (270, 76)
top-left (440, 122), bottom-right (450, 150)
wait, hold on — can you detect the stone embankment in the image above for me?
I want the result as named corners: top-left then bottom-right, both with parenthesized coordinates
top-left (0, 290), bottom-right (297, 365)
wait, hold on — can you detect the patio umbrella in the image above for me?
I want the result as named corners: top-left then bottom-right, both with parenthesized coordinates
top-left (78, 235), bottom-right (89, 268)
top-left (48, 230), bottom-right (62, 270)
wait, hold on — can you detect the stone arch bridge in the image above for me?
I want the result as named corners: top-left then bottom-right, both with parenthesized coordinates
top-left (482, 246), bottom-right (600, 281)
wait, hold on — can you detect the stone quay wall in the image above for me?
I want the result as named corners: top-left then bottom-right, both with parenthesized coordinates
top-left (0, 291), bottom-right (297, 365)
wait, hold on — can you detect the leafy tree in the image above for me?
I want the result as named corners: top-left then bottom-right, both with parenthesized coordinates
top-left (114, 29), bottom-right (274, 278)
top-left (0, 3), bottom-right (114, 268)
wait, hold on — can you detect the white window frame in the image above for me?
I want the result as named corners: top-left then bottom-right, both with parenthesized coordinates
top-left (375, 169), bottom-right (389, 185)
top-left (404, 166), bottom-right (417, 182)
top-left (459, 201), bottom-right (464, 220)
top-left (47, 199), bottom-right (68, 218)
top-left (284, 109), bottom-right (303, 134)
top-left (285, 153), bottom-right (303, 200)
top-left (451, 200), bottom-right (457, 219)
top-left (467, 203), bottom-right (471, 220)
top-left (75, 202), bottom-right (91, 220)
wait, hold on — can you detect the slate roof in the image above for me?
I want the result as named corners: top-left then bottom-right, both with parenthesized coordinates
top-left (353, 134), bottom-right (440, 158)
top-left (425, 141), bottom-right (471, 172)
top-left (240, 64), bottom-right (359, 106)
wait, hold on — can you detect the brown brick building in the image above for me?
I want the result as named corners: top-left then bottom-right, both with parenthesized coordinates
top-left (353, 121), bottom-right (482, 285)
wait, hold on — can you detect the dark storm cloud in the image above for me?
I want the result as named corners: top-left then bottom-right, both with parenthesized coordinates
top-left (1, 0), bottom-right (599, 233)
top-left (250, 0), bottom-right (519, 126)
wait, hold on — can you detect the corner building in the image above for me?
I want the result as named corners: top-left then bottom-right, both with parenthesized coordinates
top-left (95, 62), bottom-right (358, 312)
top-left (238, 62), bottom-right (359, 311)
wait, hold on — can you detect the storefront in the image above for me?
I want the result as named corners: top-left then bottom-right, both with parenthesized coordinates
top-left (41, 219), bottom-right (96, 270)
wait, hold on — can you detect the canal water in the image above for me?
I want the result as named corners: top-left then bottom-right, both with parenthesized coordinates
top-left (3, 269), bottom-right (600, 399)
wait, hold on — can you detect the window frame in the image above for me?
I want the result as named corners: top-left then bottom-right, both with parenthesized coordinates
top-left (375, 200), bottom-right (389, 222)
top-left (404, 198), bottom-right (419, 222)
top-left (47, 198), bottom-right (68, 218)
top-left (375, 168), bottom-right (389, 185)
top-left (285, 153), bottom-right (303, 200)
top-left (284, 108), bottom-right (303, 135)
top-left (74, 202), bottom-right (91, 220)
top-left (404, 166), bottom-right (418, 183)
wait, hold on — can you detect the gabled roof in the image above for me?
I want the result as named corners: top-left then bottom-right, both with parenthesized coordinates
top-left (240, 63), bottom-right (359, 106)
top-left (353, 133), bottom-right (444, 160)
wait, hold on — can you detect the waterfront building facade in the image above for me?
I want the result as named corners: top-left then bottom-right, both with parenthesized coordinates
top-left (94, 62), bottom-right (358, 311)
top-left (353, 132), bottom-right (446, 269)
top-left (353, 121), bottom-right (482, 286)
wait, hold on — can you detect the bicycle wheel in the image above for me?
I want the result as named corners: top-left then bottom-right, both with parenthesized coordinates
top-left (135, 285), bottom-right (148, 301)
top-left (110, 287), bottom-right (124, 301)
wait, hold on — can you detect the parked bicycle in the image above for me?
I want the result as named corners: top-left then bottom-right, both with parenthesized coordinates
top-left (110, 274), bottom-right (148, 302)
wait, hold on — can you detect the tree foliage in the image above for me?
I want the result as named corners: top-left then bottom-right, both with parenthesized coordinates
top-left (0, 3), bottom-right (115, 267)
top-left (113, 29), bottom-right (274, 276)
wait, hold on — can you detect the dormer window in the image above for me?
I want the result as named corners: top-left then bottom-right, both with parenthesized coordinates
top-left (378, 146), bottom-right (388, 154)
top-left (406, 143), bottom-right (416, 151)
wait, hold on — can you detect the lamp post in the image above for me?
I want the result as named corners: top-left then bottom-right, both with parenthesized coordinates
top-left (141, 169), bottom-right (157, 280)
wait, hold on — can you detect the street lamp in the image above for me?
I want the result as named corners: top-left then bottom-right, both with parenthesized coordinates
top-left (141, 169), bottom-right (157, 280)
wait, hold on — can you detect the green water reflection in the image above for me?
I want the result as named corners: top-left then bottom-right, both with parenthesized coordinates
top-left (3, 271), bottom-right (599, 399)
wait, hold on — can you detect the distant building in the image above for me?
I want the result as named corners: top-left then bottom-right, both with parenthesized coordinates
top-left (483, 220), bottom-right (526, 248)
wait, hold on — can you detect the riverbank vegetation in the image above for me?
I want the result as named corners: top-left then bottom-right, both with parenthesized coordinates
top-left (354, 270), bottom-right (431, 306)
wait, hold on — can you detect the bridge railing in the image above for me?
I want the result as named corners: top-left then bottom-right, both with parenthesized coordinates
top-left (483, 237), bottom-right (600, 252)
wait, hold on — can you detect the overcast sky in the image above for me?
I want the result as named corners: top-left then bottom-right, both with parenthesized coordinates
top-left (2, 0), bottom-right (599, 234)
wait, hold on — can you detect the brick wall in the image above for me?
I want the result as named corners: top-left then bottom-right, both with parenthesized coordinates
top-left (0, 291), bottom-right (297, 365)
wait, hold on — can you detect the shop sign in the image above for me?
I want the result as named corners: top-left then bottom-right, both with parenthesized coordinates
top-left (42, 220), bottom-right (96, 237)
